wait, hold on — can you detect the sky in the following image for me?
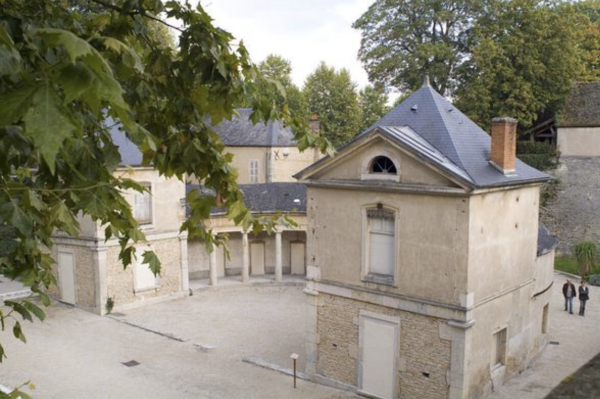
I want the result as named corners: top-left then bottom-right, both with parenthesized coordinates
top-left (196, 0), bottom-right (374, 89)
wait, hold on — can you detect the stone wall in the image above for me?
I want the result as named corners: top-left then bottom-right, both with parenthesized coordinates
top-left (50, 241), bottom-right (97, 311)
top-left (106, 236), bottom-right (182, 310)
top-left (316, 293), bottom-right (451, 399)
top-left (542, 157), bottom-right (600, 255)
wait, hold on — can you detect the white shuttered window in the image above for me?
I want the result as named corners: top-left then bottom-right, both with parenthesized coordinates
top-left (367, 209), bottom-right (395, 277)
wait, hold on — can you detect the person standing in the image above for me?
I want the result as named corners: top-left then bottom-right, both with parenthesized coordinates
top-left (578, 280), bottom-right (590, 316)
top-left (562, 278), bottom-right (577, 314)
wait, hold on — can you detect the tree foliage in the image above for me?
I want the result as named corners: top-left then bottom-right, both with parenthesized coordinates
top-left (574, 241), bottom-right (599, 277)
top-left (359, 85), bottom-right (390, 132)
top-left (353, 0), bottom-right (483, 96)
top-left (239, 54), bottom-right (307, 118)
top-left (303, 62), bottom-right (361, 147)
top-left (0, 0), bottom-right (329, 360)
top-left (455, 0), bottom-right (586, 129)
top-left (354, 0), bottom-right (600, 130)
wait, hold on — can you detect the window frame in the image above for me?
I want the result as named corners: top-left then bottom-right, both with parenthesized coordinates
top-left (361, 205), bottom-right (398, 286)
top-left (491, 328), bottom-right (507, 370)
top-left (249, 159), bottom-right (259, 183)
top-left (133, 182), bottom-right (154, 227)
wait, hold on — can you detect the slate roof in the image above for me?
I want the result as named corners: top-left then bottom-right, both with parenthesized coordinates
top-left (537, 224), bottom-right (558, 257)
top-left (210, 109), bottom-right (297, 147)
top-left (559, 82), bottom-right (600, 127)
top-left (296, 80), bottom-right (550, 189)
top-left (107, 119), bottom-right (144, 167)
top-left (186, 183), bottom-right (306, 216)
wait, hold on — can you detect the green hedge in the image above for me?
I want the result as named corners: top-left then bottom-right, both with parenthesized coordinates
top-left (517, 141), bottom-right (558, 171)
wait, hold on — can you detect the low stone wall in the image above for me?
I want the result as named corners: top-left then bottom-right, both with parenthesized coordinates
top-left (316, 293), bottom-right (451, 399)
top-left (541, 157), bottom-right (600, 256)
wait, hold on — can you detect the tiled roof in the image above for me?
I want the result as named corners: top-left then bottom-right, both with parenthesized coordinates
top-left (186, 183), bottom-right (306, 216)
top-left (297, 80), bottom-right (550, 189)
top-left (559, 82), bottom-right (600, 127)
top-left (210, 109), bottom-right (297, 147)
top-left (107, 119), bottom-right (144, 167)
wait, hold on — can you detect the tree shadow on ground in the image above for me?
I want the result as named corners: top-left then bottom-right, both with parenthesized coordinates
top-left (545, 352), bottom-right (600, 398)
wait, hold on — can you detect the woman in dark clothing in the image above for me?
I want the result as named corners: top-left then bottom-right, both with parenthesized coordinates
top-left (579, 280), bottom-right (590, 316)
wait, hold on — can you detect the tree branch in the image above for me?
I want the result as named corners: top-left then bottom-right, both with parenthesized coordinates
top-left (88, 0), bottom-right (184, 33)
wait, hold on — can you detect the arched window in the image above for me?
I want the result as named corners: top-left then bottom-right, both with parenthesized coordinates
top-left (370, 156), bottom-right (397, 174)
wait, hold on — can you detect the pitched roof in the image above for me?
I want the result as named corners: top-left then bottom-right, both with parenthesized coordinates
top-left (210, 109), bottom-right (297, 147)
top-left (559, 82), bottom-right (600, 127)
top-left (296, 80), bottom-right (550, 189)
top-left (186, 183), bottom-right (306, 216)
top-left (107, 119), bottom-right (144, 167)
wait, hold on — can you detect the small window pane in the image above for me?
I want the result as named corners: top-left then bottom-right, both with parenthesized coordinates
top-left (249, 160), bottom-right (259, 183)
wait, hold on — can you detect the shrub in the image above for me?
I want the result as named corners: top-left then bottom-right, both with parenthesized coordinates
top-left (516, 141), bottom-right (558, 171)
top-left (574, 241), bottom-right (599, 277)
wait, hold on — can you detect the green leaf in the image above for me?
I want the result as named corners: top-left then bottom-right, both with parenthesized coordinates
top-left (33, 28), bottom-right (93, 63)
top-left (22, 190), bottom-right (45, 212)
top-left (57, 64), bottom-right (94, 103)
top-left (142, 250), bottom-right (162, 276)
top-left (22, 301), bottom-right (46, 322)
top-left (23, 83), bottom-right (79, 174)
top-left (102, 37), bottom-right (144, 72)
top-left (0, 24), bottom-right (15, 49)
top-left (51, 201), bottom-right (80, 236)
top-left (5, 302), bottom-right (32, 322)
top-left (0, 84), bottom-right (39, 126)
top-left (12, 321), bottom-right (26, 343)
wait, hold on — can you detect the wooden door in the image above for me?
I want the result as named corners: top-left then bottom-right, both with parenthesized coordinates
top-left (290, 242), bottom-right (305, 275)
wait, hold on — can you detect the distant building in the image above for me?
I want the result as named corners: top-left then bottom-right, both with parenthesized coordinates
top-left (296, 78), bottom-right (557, 399)
top-left (557, 81), bottom-right (600, 157)
top-left (50, 124), bottom-right (189, 314)
top-left (189, 109), bottom-right (321, 185)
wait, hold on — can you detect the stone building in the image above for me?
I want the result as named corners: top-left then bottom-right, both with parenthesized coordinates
top-left (189, 108), bottom-right (321, 185)
top-left (50, 124), bottom-right (189, 314)
top-left (187, 182), bottom-right (308, 283)
top-left (544, 82), bottom-right (600, 254)
top-left (295, 79), bottom-right (557, 399)
top-left (186, 110), bottom-right (321, 284)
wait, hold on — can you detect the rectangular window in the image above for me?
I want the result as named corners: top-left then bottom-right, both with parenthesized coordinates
top-left (492, 328), bottom-right (507, 368)
top-left (364, 208), bottom-right (396, 283)
top-left (134, 246), bottom-right (158, 292)
top-left (134, 183), bottom-right (152, 225)
top-left (249, 160), bottom-right (259, 183)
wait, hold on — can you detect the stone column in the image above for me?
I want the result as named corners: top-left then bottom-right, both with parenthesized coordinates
top-left (179, 234), bottom-right (189, 292)
top-left (93, 246), bottom-right (108, 315)
top-left (275, 230), bottom-right (282, 282)
top-left (448, 318), bottom-right (475, 399)
top-left (209, 241), bottom-right (218, 286)
top-left (242, 232), bottom-right (250, 283)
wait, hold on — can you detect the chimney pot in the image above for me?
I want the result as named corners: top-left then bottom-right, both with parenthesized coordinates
top-left (490, 117), bottom-right (518, 175)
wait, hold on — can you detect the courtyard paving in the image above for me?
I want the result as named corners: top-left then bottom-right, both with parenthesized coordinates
top-left (0, 272), bottom-right (597, 398)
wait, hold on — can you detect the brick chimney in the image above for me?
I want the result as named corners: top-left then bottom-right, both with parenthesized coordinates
top-left (308, 114), bottom-right (320, 134)
top-left (490, 117), bottom-right (518, 175)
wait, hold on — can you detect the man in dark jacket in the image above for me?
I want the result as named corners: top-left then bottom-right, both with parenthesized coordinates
top-left (563, 279), bottom-right (577, 314)
top-left (579, 280), bottom-right (590, 316)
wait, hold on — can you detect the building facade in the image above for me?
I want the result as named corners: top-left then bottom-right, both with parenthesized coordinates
top-left (296, 79), bottom-right (556, 399)
top-left (49, 126), bottom-right (189, 314)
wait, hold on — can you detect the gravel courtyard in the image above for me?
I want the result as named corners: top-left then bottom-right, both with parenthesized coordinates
top-left (0, 273), bottom-right (597, 399)
top-left (0, 283), bottom-right (357, 399)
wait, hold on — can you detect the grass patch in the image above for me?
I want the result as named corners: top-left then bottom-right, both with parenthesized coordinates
top-left (554, 257), bottom-right (579, 275)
